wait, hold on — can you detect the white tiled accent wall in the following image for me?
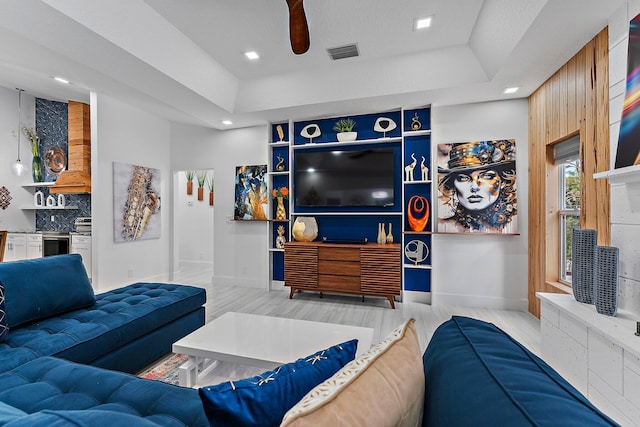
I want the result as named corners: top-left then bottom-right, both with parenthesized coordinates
top-left (610, 1), bottom-right (640, 317)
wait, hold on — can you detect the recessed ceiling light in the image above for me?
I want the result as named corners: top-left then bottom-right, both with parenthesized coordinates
top-left (244, 51), bottom-right (260, 60)
top-left (503, 86), bottom-right (520, 94)
top-left (53, 76), bottom-right (70, 84)
top-left (414, 16), bottom-right (433, 31)
top-left (222, 120), bottom-right (233, 126)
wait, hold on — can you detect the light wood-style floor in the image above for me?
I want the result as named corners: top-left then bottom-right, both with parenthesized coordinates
top-left (170, 266), bottom-right (541, 356)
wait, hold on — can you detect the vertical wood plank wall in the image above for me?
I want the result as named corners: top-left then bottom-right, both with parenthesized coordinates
top-left (528, 28), bottom-right (611, 317)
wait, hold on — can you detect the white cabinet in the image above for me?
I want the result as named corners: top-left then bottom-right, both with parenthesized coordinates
top-left (4, 233), bottom-right (27, 262)
top-left (25, 233), bottom-right (42, 259)
top-left (71, 234), bottom-right (91, 280)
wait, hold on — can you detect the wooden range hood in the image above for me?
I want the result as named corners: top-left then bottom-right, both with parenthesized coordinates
top-left (50, 101), bottom-right (91, 194)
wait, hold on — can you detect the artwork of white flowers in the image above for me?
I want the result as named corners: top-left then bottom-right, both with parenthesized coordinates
top-left (113, 162), bottom-right (161, 242)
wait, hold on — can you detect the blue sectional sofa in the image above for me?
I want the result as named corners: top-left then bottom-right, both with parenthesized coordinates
top-left (0, 254), bottom-right (209, 426)
top-left (422, 316), bottom-right (619, 426)
top-left (0, 255), bottom-right (620, 426)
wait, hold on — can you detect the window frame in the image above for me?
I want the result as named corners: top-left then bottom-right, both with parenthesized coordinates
top-left (557, 161), bottom-right (581, 285)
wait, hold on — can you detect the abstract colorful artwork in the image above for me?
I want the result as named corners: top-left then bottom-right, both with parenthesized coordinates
top-left (113, 162), bottom-right (161, 242)
top-left (616, 12), bottom-right (640, 169)
top-left (436, 139), bottom-right (518, 234)
top-left (234, 165), bottom-right (268, 221)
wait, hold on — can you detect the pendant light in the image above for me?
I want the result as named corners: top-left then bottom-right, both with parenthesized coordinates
top-left (11, 88), bottom-right (27, 177)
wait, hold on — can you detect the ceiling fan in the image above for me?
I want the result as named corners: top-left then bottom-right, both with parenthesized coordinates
top-left (285, 0), bottom-right (310, 54)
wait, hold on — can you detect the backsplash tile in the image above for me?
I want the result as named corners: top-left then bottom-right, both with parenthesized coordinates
top-left (34, 98), bottom-right (91, 232)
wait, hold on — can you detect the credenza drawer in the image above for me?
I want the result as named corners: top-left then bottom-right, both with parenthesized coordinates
top-left (318, 274), bottom-right (360, 292)
top-left (318, 247), bottom-right (360, 262)
top-left (318, 259), bottom-right (360, 276)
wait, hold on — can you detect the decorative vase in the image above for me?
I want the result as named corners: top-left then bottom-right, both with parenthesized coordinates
top-left (209, 191), bottom-right (214, 206)
top-left (187, 181), bottom-right (193, 195)
top-left (32, 156), bottom-right (43, 183)
top-left (386, 223), bottom-right (393, 244)
top-left (337, 132), bottom-right (357, 142)
top-left (595, 246), bottom-right (619, 316)
top-left (377, 223), bottom-right (387, 244)
top-left (407, 195), bottom-right (429, 232)
top-left (197, 187), bottom-right (204, 201)
top-left (292, 217), bottom-right (318, 242)
top-left (572, 228), bottom-right (597, 304)
top-left (276, 196), bottom-right (287, 220)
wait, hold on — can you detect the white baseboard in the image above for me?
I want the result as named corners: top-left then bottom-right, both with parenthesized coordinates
top-left (213, 275), bottom-right (268, 289)
top-left (178, 260), bottom-right (213, 270)
top-left (432, 292), bottom-right (528, 311)
top-left (270, 280), bottom-right (286, 291)
top-left (402, 291), bottom-right (431, 304)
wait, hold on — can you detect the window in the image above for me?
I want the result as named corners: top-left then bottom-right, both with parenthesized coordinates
top-left (558, 160), bottom-right (580, 283)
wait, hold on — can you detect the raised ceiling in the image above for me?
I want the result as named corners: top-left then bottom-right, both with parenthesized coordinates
top-left (0, 0), bottom-right (626, 129)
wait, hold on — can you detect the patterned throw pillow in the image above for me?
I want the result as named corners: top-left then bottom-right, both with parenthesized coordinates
top-left (198, 339), bottom-right (357, 427)
top-left (281, 318), bottom-right (425, 427)
top-left (0, 281), bottom-right (8, 342)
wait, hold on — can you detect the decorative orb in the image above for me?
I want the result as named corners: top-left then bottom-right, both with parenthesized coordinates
top-left (292, 217), bottom-right (318, 242)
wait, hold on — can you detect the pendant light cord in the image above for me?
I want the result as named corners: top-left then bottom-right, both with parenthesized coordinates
top-left (16, 88), bottom-right (23, 162)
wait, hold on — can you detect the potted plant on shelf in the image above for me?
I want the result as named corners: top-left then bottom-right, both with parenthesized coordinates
top-left (196, 170), bottom-right (207, 201)
top-left (272, 186), bottom-right (289, 220)
top-left (185, 170), bottom-right (195, 195)
top-left (206, 174), bottom-right (214, 206)
top-left (333, 118), bottom-right (357, 142)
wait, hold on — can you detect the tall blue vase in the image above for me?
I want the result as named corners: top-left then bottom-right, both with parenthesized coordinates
top-left (572, 228), bottom-right (597, 304)
top-left (595, 246), bottom-right (619, 316)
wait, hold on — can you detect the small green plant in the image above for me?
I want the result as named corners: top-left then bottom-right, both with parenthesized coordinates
top-left (333, 118), bottom-right (356, 133)
top-left (184, 170), bottom-right (195, 182)
top-left (206, 175), bottom-right (214, 192)
top-left (22, 127), bottom-right (40, 156)
top-left (196, 170), bottom-right (207, 188)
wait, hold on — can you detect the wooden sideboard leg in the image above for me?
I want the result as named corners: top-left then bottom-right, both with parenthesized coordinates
top-left (387, 296), bottom-right (396, 309)
top-left (289, 288), bottom-right (295, 299)
top-left (320, 292), bottom-right (323, 298)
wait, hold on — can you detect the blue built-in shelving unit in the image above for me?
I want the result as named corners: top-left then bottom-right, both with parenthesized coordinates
top-left (401, 107), bottom-right (432, 300)
top-left (268, 106), bottom-right (432, 303)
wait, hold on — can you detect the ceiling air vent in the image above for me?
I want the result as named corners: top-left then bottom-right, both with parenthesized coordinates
top-left (327, 44), bottom-right (359, 60)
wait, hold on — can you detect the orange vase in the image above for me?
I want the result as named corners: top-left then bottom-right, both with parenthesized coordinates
top-left (407, 195), bottom-right (429, 232)
top-left (197, 187), bottom-right (204, 201)
top-left (186, 181), bottom-right (193, 195)
top-left (209, 191), bottom-right (214, 206)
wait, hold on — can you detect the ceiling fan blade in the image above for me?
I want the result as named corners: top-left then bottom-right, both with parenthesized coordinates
top-left (286, 0), bottom-right (310, 55)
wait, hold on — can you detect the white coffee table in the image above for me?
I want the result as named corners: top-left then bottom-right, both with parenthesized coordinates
top-left (172, 312), bottom-right (373, 387)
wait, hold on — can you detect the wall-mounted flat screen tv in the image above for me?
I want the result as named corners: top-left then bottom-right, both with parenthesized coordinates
top-left (295, 147), bottom-right (395, 207)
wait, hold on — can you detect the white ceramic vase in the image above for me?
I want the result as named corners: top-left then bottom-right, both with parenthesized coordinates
top-left (337, 132), bottom-right (357, 142)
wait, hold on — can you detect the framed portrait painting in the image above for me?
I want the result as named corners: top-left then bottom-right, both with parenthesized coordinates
top-left (436, 139), bottom-right (518, 234)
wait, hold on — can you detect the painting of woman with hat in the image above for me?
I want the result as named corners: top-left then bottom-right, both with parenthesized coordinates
top-left (437, 139), bottom-right (517, 233)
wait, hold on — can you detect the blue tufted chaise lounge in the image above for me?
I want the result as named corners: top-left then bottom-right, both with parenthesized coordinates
top-left (0, 254), bottom-right (209, 426)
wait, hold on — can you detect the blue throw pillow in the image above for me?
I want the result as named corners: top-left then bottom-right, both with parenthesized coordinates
top-left (0, 281), bottom-right (8, 342)
top-left (199, 339), bottom-right (357, 427)
top-left (0, 254), bottom-right (95, 328)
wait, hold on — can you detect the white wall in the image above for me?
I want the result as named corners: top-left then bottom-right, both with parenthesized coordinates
top-left (0, 86), bottom-right (37, 232)
top-left (169, 123), bottom-right (268, 289)
top-left (176, 169), bottom-right (214, 269)
top-left (431, 99), bottom-right (529, 310)
top-left (608, 1), bottom-right (640, 317)
top-left (91, 92), bottom-right (172, 290)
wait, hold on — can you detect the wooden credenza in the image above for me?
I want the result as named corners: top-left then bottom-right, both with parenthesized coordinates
top-left (284, 241), bottom-right (401, 308)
